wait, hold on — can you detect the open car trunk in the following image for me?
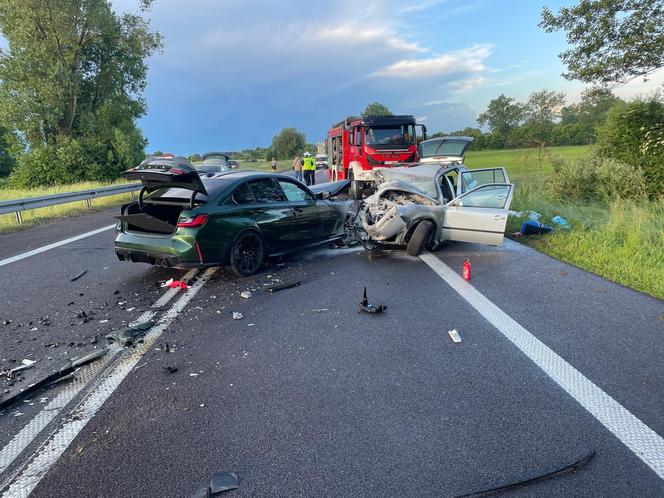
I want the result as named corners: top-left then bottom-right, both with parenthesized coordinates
top-left (118, 202), bottom-right (187, 235)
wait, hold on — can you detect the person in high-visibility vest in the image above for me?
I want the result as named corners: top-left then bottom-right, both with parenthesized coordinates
top-left (302, 151), bottom-right (316, 186)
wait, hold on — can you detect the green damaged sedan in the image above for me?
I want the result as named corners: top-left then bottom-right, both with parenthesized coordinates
top-left (114, 157), bottom-right (351, 275)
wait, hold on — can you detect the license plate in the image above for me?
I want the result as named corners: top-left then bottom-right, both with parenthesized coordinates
top-left (384, 161), bottom-right (397, 164)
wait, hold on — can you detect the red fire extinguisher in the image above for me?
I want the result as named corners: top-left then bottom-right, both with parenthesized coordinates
top-left (463, 258), bottom-right (471, 281)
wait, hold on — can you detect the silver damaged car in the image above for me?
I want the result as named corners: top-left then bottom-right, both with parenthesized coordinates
top-left (355, 164), bottom-right (514, 256)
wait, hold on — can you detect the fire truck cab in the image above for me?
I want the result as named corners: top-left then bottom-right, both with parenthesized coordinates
top-left (327, 115), bottom-right (426, 198)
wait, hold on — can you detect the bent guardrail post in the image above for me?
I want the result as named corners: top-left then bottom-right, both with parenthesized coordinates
top-left (0, 183), bottom-right (142, 225)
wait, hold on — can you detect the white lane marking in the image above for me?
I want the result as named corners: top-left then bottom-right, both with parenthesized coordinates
top-left (0, 268), bottom-right (196, 480)
top-left (419, 252), bottom-right (664, 480)
top-left (0, 225), bottom-right (115, 268)
top-left (1, 267), bottom-right (217, 497)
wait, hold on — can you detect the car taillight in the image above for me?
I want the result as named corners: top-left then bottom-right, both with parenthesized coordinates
top-left (177, 214), bottom-right (208, 228)
top-left (170, 168), bottom-right (185, 175)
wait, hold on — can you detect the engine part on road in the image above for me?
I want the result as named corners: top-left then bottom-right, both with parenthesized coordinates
top-left (358, 286), bottom-right (386, 314)
top-left (191, 470), bottom-right (239, 497)
top-left (456, 450), bottom-right (595, 498)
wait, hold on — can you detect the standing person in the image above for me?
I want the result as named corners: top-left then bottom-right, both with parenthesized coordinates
top-left (292, 155), bottom-right (303, 181)
top-left (271, 157), bottom-right (278, 172)
top-left (302, 152), bottom-right (316, 186)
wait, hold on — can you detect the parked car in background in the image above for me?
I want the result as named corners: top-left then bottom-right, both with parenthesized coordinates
top-left (356, 163), bottom-right (514, 256)
top-left (195, 152), bottom-right (230, 174)
top-left (418, 136), bottom-right (474, 165)
top-left (115, 157), bottom-right (351, 276)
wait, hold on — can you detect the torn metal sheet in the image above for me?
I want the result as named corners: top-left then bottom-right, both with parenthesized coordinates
top-left (191, 471), bottom-right (239, 497)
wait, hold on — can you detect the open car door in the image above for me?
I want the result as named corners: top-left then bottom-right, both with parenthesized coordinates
top-left (442, 168), bottom-right (513, 246)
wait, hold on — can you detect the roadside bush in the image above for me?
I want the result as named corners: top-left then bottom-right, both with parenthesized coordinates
top-left (596, 97), bottom-right (664, 197)
top-left (546, 153), bottom-right (647, 203)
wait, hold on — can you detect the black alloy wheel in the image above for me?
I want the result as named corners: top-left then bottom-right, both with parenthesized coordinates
top-left (230, 231), bottom-right (264, 276)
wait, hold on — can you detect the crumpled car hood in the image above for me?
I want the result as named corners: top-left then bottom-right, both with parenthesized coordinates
top-left (372, 180), bottom-right (439, 204)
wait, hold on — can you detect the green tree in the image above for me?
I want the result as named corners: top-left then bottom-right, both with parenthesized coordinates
top-left (540, 0), bottom-right (664, 86)
top-left (362, 102), bottom-right (393, 116)
top-left (596, 97), bottom-right (664, 196)
top-left (524, 90), bottom-right (566, 124)
top-left (477, 94), bottom-right (524, 137)
top-left (0, 0), bottom-right (161, 185)
top-left (271, 128), bottom-right (306, 160)
top-left (188, 153), bottom-right (202, 163)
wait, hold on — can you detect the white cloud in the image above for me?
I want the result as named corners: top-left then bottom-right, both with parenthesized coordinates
top-left (399, 0), bottom-right (447, 13)
top-left (374, 44), bottom-right (493, 78)
top-left (450, 76), bottom-right (489, 93)
top-left (314, 24), bottom-right (425, 52)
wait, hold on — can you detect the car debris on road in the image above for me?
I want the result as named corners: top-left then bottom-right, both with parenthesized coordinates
top-left (358, 287), bottom-right (386, 314)
top-left (191, 470), bottom-right (240, 497)
top-left (448, 329), bottom-right (462, 343)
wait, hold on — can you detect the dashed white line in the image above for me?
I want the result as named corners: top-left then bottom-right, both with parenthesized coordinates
top-left (419, 251), bottom-right (664, 480)
top-left (0, 269), bottom-right (196, 485)
top-left (0, 225), bottom-right (116, 268)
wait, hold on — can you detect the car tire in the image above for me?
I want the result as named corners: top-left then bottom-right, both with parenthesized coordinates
top-left (229, 230), bottom-right (264, 276)
top-left (406, 220), bottom-right (434, 257)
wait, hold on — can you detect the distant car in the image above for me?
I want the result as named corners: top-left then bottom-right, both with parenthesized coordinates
top-left (195, 152), bottom-right (230, 174)
top-left (418, 136), bottom-right (474, 165)
top-left (115, 157), bottom-right (351, 276)
top-left (315, 154), bottom-right (328, 169)
top-left (356, 163), bottom-right (514, 256)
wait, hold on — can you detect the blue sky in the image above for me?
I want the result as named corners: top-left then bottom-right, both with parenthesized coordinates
top-left (113, 0), bottom-right (664, 154)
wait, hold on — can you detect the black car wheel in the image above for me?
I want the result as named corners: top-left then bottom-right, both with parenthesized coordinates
top-left (406, 220), bottom-right (434, 257)
top-left (229, 230), bottom-right (264, 276)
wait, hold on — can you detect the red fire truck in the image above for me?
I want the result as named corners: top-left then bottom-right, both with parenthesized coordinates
top-left (326, 115), bottom-right (426, 197)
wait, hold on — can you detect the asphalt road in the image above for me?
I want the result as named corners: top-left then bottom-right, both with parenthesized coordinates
top-left (1, 175), bottom-right (663, 497)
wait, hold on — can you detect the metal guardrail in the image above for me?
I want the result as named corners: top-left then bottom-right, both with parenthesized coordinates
top-left (0, 183), bottom-right (142, 224)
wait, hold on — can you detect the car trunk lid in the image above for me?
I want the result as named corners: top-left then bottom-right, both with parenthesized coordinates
top-left (122, 157), bottom-right (208, 196)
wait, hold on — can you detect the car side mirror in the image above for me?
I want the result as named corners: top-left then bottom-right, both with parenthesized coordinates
top-left (316, 191), bottom-right (330, 200)
top-left (453, 199), bottom-right (463, 207)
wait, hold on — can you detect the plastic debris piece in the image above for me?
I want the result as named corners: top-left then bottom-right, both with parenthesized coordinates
top-left (456, 450), bottom-right (595, 498)
top-left (161, 278), bottom-right (174, 288)
top-left (520, 221), bottom-right (554, 236)
top-left (70, 270), bottom-right (88, 282)
top-left (266, 280), bottom-right (301, 293)
top-left (448, 329), bottom-right (462, 343)
top-left (358, 287), bottom-right (386, 314)
top-left (551, 215), bottom-right (570, 229)
top-left (167, 280), bottom-right (188, 289)
top-left (99, 319), bottom-right (109, 324)
top-left (106, 319), bottom-right (155, 347)
top-left (191, 471), bottom-right (240, 497)
top-left (232, 312), bottom-right (243, 320)
top-left (312, 308), bottom-right (328, 313)
top-left (0, 349), bottom-right (107, 411)
top-left (240, 291), bottom-right (252, 299)
top-left (163, 366), bottom-right (178, 374)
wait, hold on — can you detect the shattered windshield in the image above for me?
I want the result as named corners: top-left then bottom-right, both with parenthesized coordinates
top-left (375, 167), bottom-right (439, 199)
